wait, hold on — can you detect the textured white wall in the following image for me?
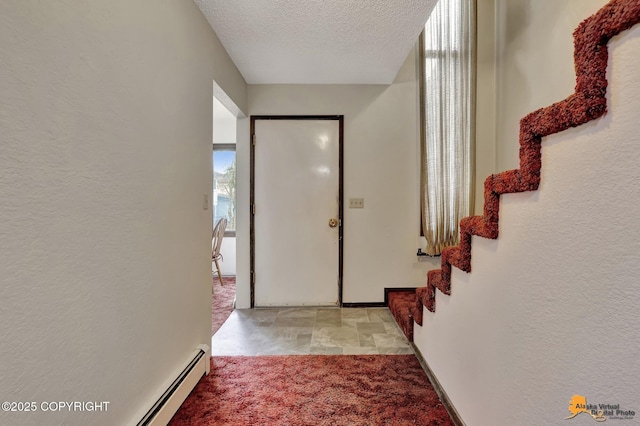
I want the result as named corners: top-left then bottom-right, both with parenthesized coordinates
top-left (0, 1), bottom-right (245, 425)
top-left (414, 1), bottom-right (640, 425)
top-left (495, 0), bottom-right (608, 171)
top-left (245, 47), bottom-right (441, 305)
top-left (235, 116), bottom-right (251, 307)
top-left (211, 37), bottom-right (248, 116)
top-left (475, 0), bottom-right (498, 213)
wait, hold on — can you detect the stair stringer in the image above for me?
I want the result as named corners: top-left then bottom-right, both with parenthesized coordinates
top-left (411, 0), bottom-right (640, 325)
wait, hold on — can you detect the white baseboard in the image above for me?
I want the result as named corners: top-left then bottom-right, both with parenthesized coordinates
top-left (137, 345), bottom-right (210, 426)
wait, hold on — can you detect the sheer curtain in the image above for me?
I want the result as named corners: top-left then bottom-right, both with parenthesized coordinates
top-left (420, 0), bottom-right (475, 256)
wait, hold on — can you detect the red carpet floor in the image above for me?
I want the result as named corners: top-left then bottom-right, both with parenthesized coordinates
top-left (170, 355), bottom-right (453, 426)
top-left (212, 276), bottom-right (235, 336)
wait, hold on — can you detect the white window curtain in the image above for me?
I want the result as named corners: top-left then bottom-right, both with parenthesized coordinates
top-left (421, 0), bottom-right (475, 256)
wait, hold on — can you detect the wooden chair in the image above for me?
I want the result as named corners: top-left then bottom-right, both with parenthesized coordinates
top-left (212, 217), bottom-right (227, 288)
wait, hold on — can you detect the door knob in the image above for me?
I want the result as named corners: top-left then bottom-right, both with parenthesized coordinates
top-left (328, 218), bottom-right (339, 228)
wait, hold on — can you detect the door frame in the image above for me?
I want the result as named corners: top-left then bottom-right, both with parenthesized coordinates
top-left (250, 115), bottom-right (344, 308)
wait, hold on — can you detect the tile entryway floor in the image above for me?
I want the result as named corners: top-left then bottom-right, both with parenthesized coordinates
top-left (211, 307), bottom-right (413, 356)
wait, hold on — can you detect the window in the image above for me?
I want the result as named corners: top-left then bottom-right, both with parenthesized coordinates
top-left (420, 0), bottom-right (476, 255)
top-left (213, 144), bottom-right (236, 237)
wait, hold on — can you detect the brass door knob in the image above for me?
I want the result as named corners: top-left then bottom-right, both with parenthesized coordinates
top-left (328, 218), bottom-right (339, 228)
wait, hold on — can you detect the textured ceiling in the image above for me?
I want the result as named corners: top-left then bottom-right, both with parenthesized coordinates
top-left (194, 0), bottom-right (437, 84)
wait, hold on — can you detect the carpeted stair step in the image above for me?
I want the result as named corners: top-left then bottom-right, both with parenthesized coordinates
top-left (387, 290), bottom-right (417, 342)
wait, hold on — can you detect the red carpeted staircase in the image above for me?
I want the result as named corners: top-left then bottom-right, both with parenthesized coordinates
top-left (388, 290), bottom-right (417, 342)
top-left (389, 0), bottom-right (640, 341)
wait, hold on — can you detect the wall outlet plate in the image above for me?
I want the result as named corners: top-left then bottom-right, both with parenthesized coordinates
top-left (349, 198), bottom-right (364, 208)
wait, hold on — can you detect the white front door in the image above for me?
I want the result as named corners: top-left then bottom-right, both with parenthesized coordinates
top-left (252, 117), bottom-right (341, 307)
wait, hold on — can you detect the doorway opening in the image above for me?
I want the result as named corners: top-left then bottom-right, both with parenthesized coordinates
top-left (212, 95), bottom-right (238, 336)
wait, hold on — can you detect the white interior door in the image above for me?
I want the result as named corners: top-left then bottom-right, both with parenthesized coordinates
top-left (254, 119), bottom-right (340, 306)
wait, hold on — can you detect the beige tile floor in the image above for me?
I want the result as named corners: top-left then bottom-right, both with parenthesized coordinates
top-left (211, 307), bottom-right (414, 356)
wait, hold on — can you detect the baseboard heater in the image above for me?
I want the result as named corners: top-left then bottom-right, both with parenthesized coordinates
top-left (137, 344), bottom-right (210, 426)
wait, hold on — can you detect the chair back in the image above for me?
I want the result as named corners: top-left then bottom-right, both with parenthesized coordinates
top-left (212, 217), bottom-right (227, 259)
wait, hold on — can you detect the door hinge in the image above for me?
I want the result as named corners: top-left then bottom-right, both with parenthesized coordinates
top-left (251, 203), bottom-right (256, 215)
top-left (251, 271), bottom-right (255, 285)
top-left (252, 134), bottom-right (256, 146)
